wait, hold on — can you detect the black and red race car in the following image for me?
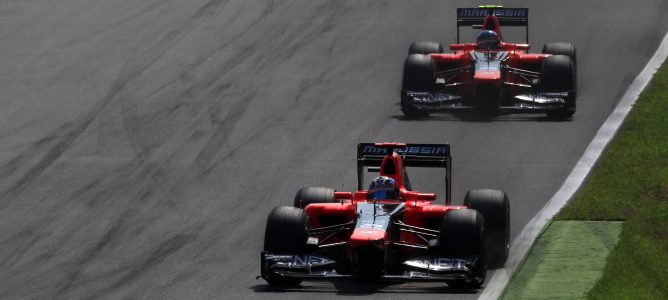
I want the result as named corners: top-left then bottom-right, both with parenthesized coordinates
top-left (401, 5), bottom-right (577, 118)
top-left (260, 143), bottom-right (510, 289)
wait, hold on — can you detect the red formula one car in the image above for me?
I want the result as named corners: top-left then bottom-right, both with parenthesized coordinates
top-left (401, 6), bottom-right (577, 118)
top-left (260, 143), bottom-right (510, 289)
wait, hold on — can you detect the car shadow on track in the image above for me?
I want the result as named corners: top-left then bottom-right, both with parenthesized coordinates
top-left (250, 280), bottom-right (478, 295)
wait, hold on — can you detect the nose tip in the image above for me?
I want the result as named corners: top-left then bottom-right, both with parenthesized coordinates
top-left (474, 70), bottom-right (501, 82)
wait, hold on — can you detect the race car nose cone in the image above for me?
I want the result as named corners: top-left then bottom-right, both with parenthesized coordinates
top-left (474, 70), bottom-right (501, 83)
top-left (350, 228), bottom-right (386, 246)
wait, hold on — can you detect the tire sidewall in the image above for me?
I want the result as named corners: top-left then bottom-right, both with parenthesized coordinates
top-left (464, 189), bottom-right (510, 269)
top-left (263, 206), bottom-right (309, 286)
top-left (439, 208), bottom-right (486, 288)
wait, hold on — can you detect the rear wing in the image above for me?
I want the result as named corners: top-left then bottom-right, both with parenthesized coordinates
top-left (357, 143), bottom-right (452, 204)
top-left (456, 6), bottom-right (529, 43)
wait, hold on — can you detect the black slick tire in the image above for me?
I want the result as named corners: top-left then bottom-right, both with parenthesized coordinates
top-left (542, 42), bottom-right (577, 72)
top-left (401, 54), bottom-right (435, 118)
top-left (438, 208), bottom-right (486, 289)
top-left (263, 206), bottom-right (309, 286)
top-left (542, 42), bottom-right (578, 95)
top-left (293, 187), bottom-right (335, 208)
top-left (464, 189), bottom-right (510, 269)
top-left (408, 41), bottom-right (444, 55)
top-left (541, 55), bottom-right (576, 118)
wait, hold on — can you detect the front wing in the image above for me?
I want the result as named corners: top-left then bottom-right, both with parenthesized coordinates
top-left (402, 90), bottom-right (575, 114)
top-left (260, 251), bottom-right (483, 283)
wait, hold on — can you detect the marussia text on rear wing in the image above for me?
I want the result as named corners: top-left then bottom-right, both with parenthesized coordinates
top-left (457, 7), bottom-right (528, 26)
top-left (356, 142), bottom-right (452, 204)
top-left (456, 6), bottom-right (529, 43)
top-left (357, 142), bottom-right (450, 166)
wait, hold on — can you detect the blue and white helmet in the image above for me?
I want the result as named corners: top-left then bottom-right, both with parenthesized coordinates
top-left (368, 176), bottom-right (398, 200)
top-left (476, 30), bottom-right (500, 50)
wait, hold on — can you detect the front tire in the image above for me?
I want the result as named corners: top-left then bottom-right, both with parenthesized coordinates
top-left (464, 189), bottom-right (510, 269)
top-left (541, 55), bottom-right (576, 118)
top-left (401, 54), bottom-right (435, 118)
top-left (263, 206), bottom-right (309, 286)
top-left (438, 209), bottom-right (486, 289)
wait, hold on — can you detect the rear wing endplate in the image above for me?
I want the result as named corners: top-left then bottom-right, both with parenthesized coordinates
top-left (357, 143), bottom-right (452, 204)
top-left (456, 6), bottom-right (529, 43)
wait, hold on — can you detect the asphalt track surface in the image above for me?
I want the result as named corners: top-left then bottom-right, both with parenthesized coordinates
top-left (0, 1), bottom-right (666, 299)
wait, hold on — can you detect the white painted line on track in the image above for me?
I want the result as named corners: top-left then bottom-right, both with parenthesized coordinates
top-left (479, 32), bottom-right (668, 300)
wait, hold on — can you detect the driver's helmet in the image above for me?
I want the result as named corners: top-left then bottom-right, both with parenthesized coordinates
top-left (476, 30), bottom-right (500, 50)
top-left (368, 176), bottom-right (399, 200)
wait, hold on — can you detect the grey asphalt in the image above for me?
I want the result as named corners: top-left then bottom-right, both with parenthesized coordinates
top-left (0, 0), bottom-right (666, 299)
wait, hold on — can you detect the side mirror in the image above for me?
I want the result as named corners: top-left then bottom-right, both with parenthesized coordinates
top-left (416, 193), bottom-right (437, 201)
top-left (450, 44), bottom-right (466, 51)
top-left (402, 191), bottom-right (437, 201)
top-left (450, 44), bottom-right (475, 51)
top-left (334, 192), bottom-right (353, 200)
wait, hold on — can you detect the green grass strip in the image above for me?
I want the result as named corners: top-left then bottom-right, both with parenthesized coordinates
top-left (504, 60), bottom-right (668, 299)
top-left (502, 221), bottom-right (622, 300)
top-left (557, 60), bottom-right (668, 299)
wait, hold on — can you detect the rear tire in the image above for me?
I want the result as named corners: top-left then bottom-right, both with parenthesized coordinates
top-left (293, 187), bottom-right (335, 208)
top-left (401, 54), bottom-right (435, 118)
top-left (439, 209), bottom-right (486, 289)
top-left (542, 42), bottom-right (577, 72)
top-left (464, 189), bottom-right (510, 269)
top-left (263, 206), bottom-right (309, 286)
top-left (408, 41), bottom-right (444, 55)
top-left (541, 55), bottom-right (576, 118)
